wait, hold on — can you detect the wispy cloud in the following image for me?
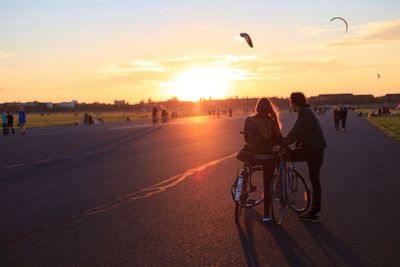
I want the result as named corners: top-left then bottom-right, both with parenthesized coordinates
top-left (0, 52), bottom-right (15, 59)
top-left (100, 61), bottom-right (166, 77)
top-left (327, 19), bottom-right (400, 47)
top-left (296, 26), bottom-right (338, 35)
top-left (99, 55), bottom-right (261, 79)
top-left (257, 57), bottom-right (376, 74)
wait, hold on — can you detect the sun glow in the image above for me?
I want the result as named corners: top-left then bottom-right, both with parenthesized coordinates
top-left (163, 66), bottom-right (232, 101)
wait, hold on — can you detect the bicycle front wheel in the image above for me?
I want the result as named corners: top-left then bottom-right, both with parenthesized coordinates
top-left (288, 170), bottom-right (311, 213)
top-left (271, 175), bottom-right (286, 226)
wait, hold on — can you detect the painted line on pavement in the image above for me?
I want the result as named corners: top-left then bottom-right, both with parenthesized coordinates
top-left (59, 155), bottom-right (75, 159)
top-left (33, 158), bottom-right (54, 164)
top-left (3, 163), bottom-right (27, 169)
top-left (82, 152), bottom-right (236, 216)
top-left (80, 151), bottom-right (97, 156)
top-left (8, 152), bottom-right (237, 243)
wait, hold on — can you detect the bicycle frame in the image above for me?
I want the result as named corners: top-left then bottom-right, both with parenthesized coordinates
top-left (271, 144), bottom-right (312, 225)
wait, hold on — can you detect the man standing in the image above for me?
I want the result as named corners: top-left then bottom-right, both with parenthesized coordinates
top-left (18, 107), bottom-right (27, 135)
top-left (285, 92), bottom-right (327, 222)
top-left (340, 104), bottom-right (348, 131)
top-left (152, 105), bottom-right (159, 127)
top-left (6, 111), bottom-right (15, 135)
top-left (1, 110), bottom-right (8, 135)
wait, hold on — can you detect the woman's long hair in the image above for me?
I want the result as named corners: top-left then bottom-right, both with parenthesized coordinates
top-left (255, 97), bottom-right (281, 128)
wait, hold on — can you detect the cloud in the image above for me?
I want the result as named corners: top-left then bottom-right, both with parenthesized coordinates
top-left (327, 19), bottom-right (400, 47)
top-left (296, 26), bottom-right (337, 35)
top-left (257, 57), bottom-right (376, 74)
top-left (99, 60), bottom-right (166, 77)
top-left (0, 52), bottom-right (15, 59)
top-left (99, 54), bottom-right (261, 79)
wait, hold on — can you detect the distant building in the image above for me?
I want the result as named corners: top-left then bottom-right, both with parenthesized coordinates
top-left (114, 100), bottom-right (126, 106)
top-left (45, 102), bottom-right (54, 108)
top-left (25, 101), bottom-right (38, 107)
top-left (384, 94), bottom-right (400, 102)
top-left (309, 94), bottom-right (374, 105)
top-left (58, 100), bottom-right (77, 108)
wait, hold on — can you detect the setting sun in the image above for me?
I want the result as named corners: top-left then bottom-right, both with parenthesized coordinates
top-left (162, 66), bottom-right (232, 101)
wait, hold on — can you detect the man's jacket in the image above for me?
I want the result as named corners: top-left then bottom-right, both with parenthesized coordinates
top-left (286, 106), bottom-right (327, 150)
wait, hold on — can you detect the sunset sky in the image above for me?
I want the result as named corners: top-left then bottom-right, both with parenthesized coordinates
top-left (1, 0), bottom-right (400, 103)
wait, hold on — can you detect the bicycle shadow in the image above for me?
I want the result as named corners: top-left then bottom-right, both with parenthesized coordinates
top-left (302, 223), bottom-right (365, 266)
top-left (236, 208), bottom-right (263, 267)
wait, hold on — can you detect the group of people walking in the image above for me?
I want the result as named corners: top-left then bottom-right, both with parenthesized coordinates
top-left (241, 92), bottom-right (326, 223)
top-left (333, 104), bottom-right (348, 131)
top-left (1, 107), bottom-right (26, 136)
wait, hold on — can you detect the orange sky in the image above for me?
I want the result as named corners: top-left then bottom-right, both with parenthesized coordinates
top-left (0, 1), bottom-right (399, 103)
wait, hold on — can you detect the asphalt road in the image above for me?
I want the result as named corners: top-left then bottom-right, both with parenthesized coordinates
top-left (1, 112), bottom-right (399, 266)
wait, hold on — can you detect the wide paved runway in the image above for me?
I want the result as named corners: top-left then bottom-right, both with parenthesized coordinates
top-left (1, 112), bottom-right (399, 266)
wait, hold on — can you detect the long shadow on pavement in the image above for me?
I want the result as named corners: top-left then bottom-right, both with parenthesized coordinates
top-left (236, 208), bottom-right (263, 267)
top-left (263, 222), bottom-right (315, 266)
top-left (302, 223), bottom-right (365, 266)
top-left (237, 208), bottom-right (315, 267)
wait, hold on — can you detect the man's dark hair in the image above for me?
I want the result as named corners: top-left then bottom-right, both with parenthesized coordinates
top-left (290, 92), bottom-right (307, 107)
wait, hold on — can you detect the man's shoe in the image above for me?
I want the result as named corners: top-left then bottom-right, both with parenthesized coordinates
top-left (300, 213), bottom-right (320, 223)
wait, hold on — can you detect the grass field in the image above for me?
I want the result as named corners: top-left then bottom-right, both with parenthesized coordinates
top-left (25, 112), bottom-right (152, 128)
top-left (22, 109), bottom-right (207, 128)
top-left (356, 108), bottom-right (400, 142)
top-left (368, 116), bottom-right (400, 142)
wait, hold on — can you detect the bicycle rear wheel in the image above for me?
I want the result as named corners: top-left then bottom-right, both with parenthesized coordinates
top-left (288, 170), bottom-right (311, 213)
top-left (244, 166), bottom-right (264, 207)
top-left (271, 175), bottom-right (286, 226)
top-left (234, 201), bottom-right (242, 224)
top-left (232, 167), bottom-right (247, 223)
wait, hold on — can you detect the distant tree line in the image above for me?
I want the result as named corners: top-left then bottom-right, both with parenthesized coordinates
top-left (1, 93), bottom-right (399, 113)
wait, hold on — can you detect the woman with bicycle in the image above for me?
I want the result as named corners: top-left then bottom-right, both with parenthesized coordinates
top-left (243, 98), bottom-right (281, 222)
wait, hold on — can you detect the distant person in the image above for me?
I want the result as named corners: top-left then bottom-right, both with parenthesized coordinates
top-left (229, 108), bottom-right (233, 117)
top-left (243, 98), bottom-right (281, 222)
top-left (340, 104), bottom-right (348, 131)
top-left (6, 111), bottom-right (15, 135)
top-left (1, 110), bottom-right (8, 135)
top-left (18, 107), bottom-right (27, 135)
top-left (283, 92), bottom-right (327, 222)
top-left (333, 106), bottom-right (341, 131)
top-left (161, 108), bottom-right (169, 123)
top-left (83, 113), bottom-right (89, 126)
top-left (152, 105), bottom-right (159, 126)
top-left (88, 114), bottom-right (94, 125)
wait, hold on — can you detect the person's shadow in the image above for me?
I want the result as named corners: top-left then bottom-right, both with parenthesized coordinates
top-left (236, 208), bottom-right (315, 267)
top-left (263, 221), bottom-right (316, 266)
top-left (302, 223), bottom-right (365, 266)
top-left (236, 207), bottom-right (364, 266)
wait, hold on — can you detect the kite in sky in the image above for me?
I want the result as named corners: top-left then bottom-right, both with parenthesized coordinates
top-left (330, 17), bottom-right (349, 33)
top-left (240, 33), bottom-right (253, 48)
top-left (377, 73), bottom-right (381, 79)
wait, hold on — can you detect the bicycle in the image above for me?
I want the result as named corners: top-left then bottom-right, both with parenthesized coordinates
top-left (231, 134), bottom-right (277, 224)
top-left (270, 144), bottom-right (311, 226)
